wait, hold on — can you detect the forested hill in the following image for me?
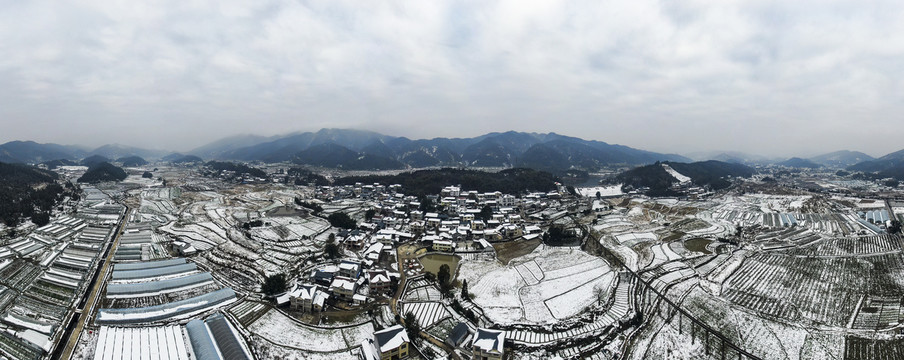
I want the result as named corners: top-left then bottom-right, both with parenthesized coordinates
top-left (0, 162), bottom-right (67, 227)
top-left (77, 162), bottom-right (128, 183)
top-left (615, 161), bottom-right (754, 196)
top-left (335, 168), bottom-right (559, 197)
top-left (204, 161), bottom-right (267, 178)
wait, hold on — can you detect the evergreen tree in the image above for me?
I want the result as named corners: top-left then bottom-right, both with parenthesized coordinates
top-left (461, 279), bottom-right (469, 300)
top-left (261, 273), bottom-right (287, 297)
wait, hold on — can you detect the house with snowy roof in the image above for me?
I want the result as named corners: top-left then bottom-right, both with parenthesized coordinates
top-left (445, 322), bottom-right (471, 348)
top-left (472, 328), bottom-right (505, 360)
top-left (330, 276), bottom-right (358, 300)
top-left (366, 269), bottom-right (393, 295)
top-left (284, 284), bottom-right (328, 313)
top-left (432, 240), bottom-right (454, 252)
top-left (361, 324), bottom-right (410, 360)
top-left (338, 259), bottom-right (363, 279)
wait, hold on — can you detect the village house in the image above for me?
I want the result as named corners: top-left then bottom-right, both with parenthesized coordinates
top-left (432, 240), bottom-right (454, 252)
top-left (330, 276), bottom-right (358, 300)
top-left (362, 324), bottom-right (410, 360)
top-left (339, 260), bottom-right (363, 279)
top-left (367, 269), bottom-right (392, 295)
top-left (291, 285), bottom-right (327, 313)
top-left (472, 328), bottom-right (506, 360)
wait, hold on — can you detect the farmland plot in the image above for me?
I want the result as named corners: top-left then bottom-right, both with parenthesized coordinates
top-left (247, 308), bottom-right (373, 352)
top-left (722, 253), bottom-right (904, 327)
top-left (845, 336), bottom-right (904, 360)
top-left (676, 286), bottom-right (844, 360)
top-left (400, 302), bottom-right (450, 328)
top-left (784, 235), bottom-right (902, 257)
top-left (459, 245), bottom-right (614, 325)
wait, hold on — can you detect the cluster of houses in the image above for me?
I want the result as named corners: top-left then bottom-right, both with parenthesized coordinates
top-left (277, 257), bottom-right (397, 313)
top-left (340, 184), bottom-right (574, 251)
top-left (274, 183), bottom-right (578, 313)
top-left (277, 182), bottom-right (583, 358)
top-left (361, 324), bottom-right (506, 360)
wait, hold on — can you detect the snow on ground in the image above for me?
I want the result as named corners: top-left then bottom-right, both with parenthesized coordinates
top-left (459, 245), bottom-right (614, 325)
top-left (545, 271), bottom-right (615, 319)
top-left (593, 215), bottom-right (634, 232)
top-left (676, 286), bottom-right (842, 360)
top-left (614, 232), bottom-right (657, 246)
top-left (247, 308), bottom-right (373, 352)
top-left (577, 185), bottom-right (623, 198)
top-left (627, 207), bottom-right (644, 217)
top-left (662, 164), bottom-right (691, 184)
top-left (251, 341), bottom-right (361, 360)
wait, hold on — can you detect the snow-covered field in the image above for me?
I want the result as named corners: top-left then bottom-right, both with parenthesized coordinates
top-left (459, 245), bottom-right (614, 324)
top-left (247, 308), bottom-right (373, 352)
top-left (577, 185), bottom-right (624, 198)
top-left (662, 164), bottom-right (691, 184)
top-left (614, 232), bottom-right (658, 246)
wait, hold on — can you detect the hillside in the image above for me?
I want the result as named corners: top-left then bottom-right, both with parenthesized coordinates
top-left (77, 162), bottom-right (128, 183)
top-left (0, 141), bottom-right (85, 164)
top-left (615, 161), bottom-right (755, 196)
top-left (116, 156), bottom-right (148, 167)
top-left (292, 143), bottom-right (406, 170)
top-left (0, 162), bottom-right (65, 226)
top-left (81, 155), bottom-right (112, 167)
top-left (848, 149), bottom-right (904, 172)
top-left (809, 150), bottom-right (874, 167)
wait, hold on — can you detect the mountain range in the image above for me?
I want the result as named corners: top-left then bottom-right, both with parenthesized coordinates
top-left (188, 128), bottom-right (691, 171)
top-left (0, 129), bottom-right (899, 174)
top-left (688, 149), bottom-right (875, 168)
top-left (0, 141), bottom-right (168, 164)
top-left (846, 149), bottom-right (904, 180)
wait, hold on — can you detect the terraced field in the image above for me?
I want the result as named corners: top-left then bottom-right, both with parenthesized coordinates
top-left (723, 252), bottom-right (904, 327)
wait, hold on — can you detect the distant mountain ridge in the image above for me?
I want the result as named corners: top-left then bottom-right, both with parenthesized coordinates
top-left (808, 150), bottom-right (874, 167)
top-left (847, 148), bottom-right (904, 180)
top-left (778, 157), bottom-right (822, 169)
top-left (196, 128), bottom-right (690, 171)
top-left (88, 144), bottom-right (170, 160)
top-left (0, 141), bottom-right (86, 163)
top-left (0, 141), bottom-right (168, 164)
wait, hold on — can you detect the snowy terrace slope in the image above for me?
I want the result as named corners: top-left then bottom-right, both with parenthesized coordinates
top-left (655, 285), bottom-right (845, 360)
top-left (577, 185), bottom-right (624, 198)
top-left (504, 273), bottom-right (635, 346)
top-left (722, 251), bottom-right (904, 328)
top-left (661, 164), bottom-right (691, 184)
top-left (458, 245), bottom-right (615, 325)
top-left (246, 308), bottom-right (374, 355)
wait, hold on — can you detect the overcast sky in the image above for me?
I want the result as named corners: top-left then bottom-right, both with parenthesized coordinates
top-left (1, 1), bottom-right (902, 157)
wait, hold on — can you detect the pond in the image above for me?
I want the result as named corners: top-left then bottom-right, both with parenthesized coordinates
top-left (419, 253), bottom-right (461, 279)
top-left (684, 238), bottom-right (713, 254)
